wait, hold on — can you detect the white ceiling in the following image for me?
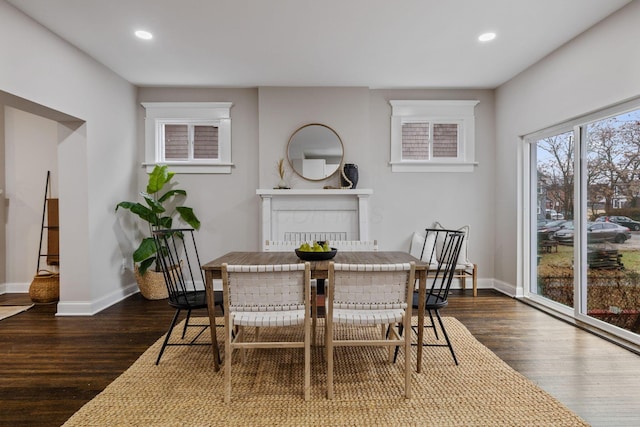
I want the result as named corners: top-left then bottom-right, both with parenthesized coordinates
top-left (6, 0), bottom-right (631, 89)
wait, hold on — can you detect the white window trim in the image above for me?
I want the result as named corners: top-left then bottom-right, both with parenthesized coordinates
top-left (389, 100), bottom-right (479, 172)
top-left (142, 102), bottom-right (233, 174)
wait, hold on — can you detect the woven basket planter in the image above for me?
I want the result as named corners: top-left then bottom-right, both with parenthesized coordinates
top-left (29, 270), bottom-right (60, 303)
top-left (134, 266), bottom-right (169, 300)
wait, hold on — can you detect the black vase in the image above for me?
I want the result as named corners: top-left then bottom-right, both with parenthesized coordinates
top-left (341, 163), bottom-right (359, 189)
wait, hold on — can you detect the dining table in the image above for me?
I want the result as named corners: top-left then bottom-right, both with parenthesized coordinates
top-left (201, 251), bottom-right (430, 373)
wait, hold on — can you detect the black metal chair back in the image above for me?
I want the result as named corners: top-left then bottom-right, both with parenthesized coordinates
top-left (420, 228), bottom-right (465, 307)
top-left (153, 228), bottom-right (204, 308)
top-left (151, 228), bottom-right (220, 365)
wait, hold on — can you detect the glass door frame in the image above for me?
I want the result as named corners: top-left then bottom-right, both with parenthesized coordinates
top-left (523, 124), bottom-right (576, 318)
top-left (522, 97), bottom-right (640, 347)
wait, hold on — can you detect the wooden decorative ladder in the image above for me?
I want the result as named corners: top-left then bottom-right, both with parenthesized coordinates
top-left (36, 171), bottom-right (59, 270)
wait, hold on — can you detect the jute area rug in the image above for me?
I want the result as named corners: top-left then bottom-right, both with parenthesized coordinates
top-left (63, 317), bottom-right (588, 426)
top-left (0, 304), bottom-right (33, 321)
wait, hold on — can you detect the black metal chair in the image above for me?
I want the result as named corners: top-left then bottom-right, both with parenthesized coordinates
top-left (395, 228), bottom-right (465, 365)
top-left (152, 228), bottom-right (223, 365)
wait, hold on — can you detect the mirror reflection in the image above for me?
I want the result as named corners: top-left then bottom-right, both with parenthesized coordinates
top-left (287, 124), bottom-right (344, 181)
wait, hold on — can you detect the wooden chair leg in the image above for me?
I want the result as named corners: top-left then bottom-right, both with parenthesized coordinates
top-left (224, 320), bottom-right (233, 403)
top-left (304, 317), bottom-right (311, 401)
top-left (238, 327), bottom-right (247, 363)
top-left (326, 319), bottom-right (334, 399)
top-left (311, 286), bottom-right (317, 345)
top-left (404, 317), bottom-right (412, 399)
top-left (387, 323), bottom-right (399, 362)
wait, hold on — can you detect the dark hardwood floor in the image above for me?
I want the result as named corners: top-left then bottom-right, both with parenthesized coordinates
top-left (1, 290), bottom-right (639, 426)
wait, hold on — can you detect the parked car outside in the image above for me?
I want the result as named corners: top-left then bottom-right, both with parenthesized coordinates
top-left (538, 220), bottom-right (570, 240)
top-left (553, 221), bottom-right (631, 245)
top-left (594, 215), bottom-right (640, 231)
top-left (545, 209), bottom-right (565, 220)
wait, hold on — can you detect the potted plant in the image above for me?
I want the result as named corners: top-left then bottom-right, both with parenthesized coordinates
top-left (115, 164), bottom-right (200, 299)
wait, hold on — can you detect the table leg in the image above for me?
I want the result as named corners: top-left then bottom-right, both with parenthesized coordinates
top-left (311, 285), bottom-right (317, 345)
top-left (416, 270), bottom-right (426, 373)
top-left (204, 270), bottom-right (221, 371)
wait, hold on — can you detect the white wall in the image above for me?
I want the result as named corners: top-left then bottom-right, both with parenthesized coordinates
top-left (258, 87), bottom-right (371, 190)
top-left (4, 107), bottom-right (58, 286)
top-left (0, 0), bottom-right (138, 313)
top-left (495, 1), bottom-right (640, 294)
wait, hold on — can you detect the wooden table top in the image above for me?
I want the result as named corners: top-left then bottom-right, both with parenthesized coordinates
top-left (202, 251), bottom-right (427, 277)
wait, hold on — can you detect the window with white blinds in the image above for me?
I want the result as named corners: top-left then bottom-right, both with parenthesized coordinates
top-left (163, 123), bottom-right (219, 160)
top-left (401, 122), bottom-right (459, 160)
top-left (142, 102), bottom-right (232, 174)
top-left (390, 100), bottom-right (478, 172)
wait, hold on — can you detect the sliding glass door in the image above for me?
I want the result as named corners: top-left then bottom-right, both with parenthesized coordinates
top-left (584, 110), bottom-right (640, 336)
top-left (529, 102), bottom-right (640, 344)
top-left (532, 130), bottom-right (574, 310)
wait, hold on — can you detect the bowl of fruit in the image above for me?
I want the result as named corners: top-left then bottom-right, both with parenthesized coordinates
top-left (294, 241), bottom-right (338, 261)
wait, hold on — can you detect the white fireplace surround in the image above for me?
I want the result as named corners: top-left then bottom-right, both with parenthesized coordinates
top-left (257, 189), bottom-right (373, 250)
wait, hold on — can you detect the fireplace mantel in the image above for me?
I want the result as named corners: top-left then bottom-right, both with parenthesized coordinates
top-left (257, 189), bottom-right (373, 249)
top-left (256, 189), bottom-right (373, 197)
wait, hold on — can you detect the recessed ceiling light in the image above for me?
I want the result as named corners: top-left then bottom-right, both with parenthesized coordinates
top-left (478, 32), bottom-right (496, 42)
top-left (135, 30), bottom-right (153, 40)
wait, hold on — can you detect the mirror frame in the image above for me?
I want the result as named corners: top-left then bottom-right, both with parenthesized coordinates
top-left (286, 123), bottom-right (344, 181)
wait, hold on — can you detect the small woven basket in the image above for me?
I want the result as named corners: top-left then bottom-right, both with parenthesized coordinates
top-left (134, 266), bottom-right (169, 300)
top-left (29, 270), bottom-right (60, 303)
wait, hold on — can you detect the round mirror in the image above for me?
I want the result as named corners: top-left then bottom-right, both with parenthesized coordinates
top-left (287, 123), bottom-right (344, 181)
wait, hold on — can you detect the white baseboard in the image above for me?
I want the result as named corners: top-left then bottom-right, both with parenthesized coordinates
top-left (450, 277), bottom-right (500, 293)
top-left (450, 277), bottom-right (518, 297)
top-left (492, 278), bottom-right (519, 297)
top-left (0, 282), bottom-right (139, 315)
top-left (56, 283), bottom-right (140, 316)
top-left (1, 282), bottom-right (30, 293)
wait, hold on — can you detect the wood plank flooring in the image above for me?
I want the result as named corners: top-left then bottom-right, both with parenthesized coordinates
top-left (1, 290), bottom-right (639, 426)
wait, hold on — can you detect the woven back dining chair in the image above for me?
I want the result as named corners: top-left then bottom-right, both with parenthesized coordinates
top-left (264, 240), bottom-right (321, 342)
top-left (316, 240), bottom-right (379, 342)
top-left (221, 262), bottom-right (311, 403)
top-left (152, 228), bottom-right (223, 367)
top-left (326, 261), bottom-right (415, 399)
top-left (395, 228), bottom-right (465, 366)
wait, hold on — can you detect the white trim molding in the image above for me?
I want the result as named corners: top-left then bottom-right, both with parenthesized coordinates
top-left (141, 102), bottom-right (233, 174)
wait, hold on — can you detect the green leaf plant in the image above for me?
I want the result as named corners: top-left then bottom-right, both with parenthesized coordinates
top-left (115, 165), bottom-right (201, 275)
